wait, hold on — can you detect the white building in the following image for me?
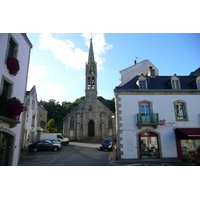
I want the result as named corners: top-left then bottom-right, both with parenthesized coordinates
top-left (114, 61), bottom-right (200, 161)
top-left (0, 33), bottom-right (32, 165)
top-left (21, 85), bottom-right (38, 149)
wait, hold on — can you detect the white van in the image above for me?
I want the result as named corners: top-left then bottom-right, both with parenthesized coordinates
top-left (40, 133), bottom-right (69, 146)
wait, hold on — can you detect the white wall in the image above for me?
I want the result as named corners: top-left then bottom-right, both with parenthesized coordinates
top-left (118, 94), bottom-right (200, 159)
top-left (119, 60), bottom-right (159, 86)
top-left (0, 33), bottom-right (31, 165)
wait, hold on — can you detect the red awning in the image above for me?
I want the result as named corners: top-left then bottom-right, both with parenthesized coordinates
top-left (175, 128), bottom-right (200, 139)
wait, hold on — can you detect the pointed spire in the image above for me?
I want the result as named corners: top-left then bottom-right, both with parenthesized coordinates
top-left (88, 36), bottom-right (95, 63)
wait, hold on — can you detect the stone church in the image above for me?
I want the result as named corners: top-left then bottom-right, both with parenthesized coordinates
top-left (63, 38), bottom-right (116, 141)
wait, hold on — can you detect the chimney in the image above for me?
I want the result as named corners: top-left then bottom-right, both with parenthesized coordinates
top-left (134, 60), bottom-right (137, 65)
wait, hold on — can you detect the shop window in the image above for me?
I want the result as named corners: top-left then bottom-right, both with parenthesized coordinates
top-left (173, 100), bottom-right (188, 121)
top-left (181, 139), bottom-right (200, 155)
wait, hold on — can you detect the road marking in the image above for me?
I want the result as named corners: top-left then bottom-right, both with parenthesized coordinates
top-left (161, 163), bottom-right (172, 166)
top-left (143, 163), bottom-right (148, 166)
top-left (51, 154), bottom-right (60, 163)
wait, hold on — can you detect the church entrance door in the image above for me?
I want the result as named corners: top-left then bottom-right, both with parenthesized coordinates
top-left (88, 120), bottom-right (95, 137)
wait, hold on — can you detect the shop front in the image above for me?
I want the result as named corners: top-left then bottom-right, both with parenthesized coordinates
top-left (138, 132), bottom-right (160, 159)
top-left (175, 128), bottom-right (200, 160)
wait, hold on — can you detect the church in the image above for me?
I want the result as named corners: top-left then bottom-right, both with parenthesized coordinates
top-left (63, 38), bottom-right (116, 141)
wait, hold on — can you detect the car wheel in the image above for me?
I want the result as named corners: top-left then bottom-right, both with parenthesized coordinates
top-left (62, 142), bottom-right (66, 146)
top-left (100, 147), bottom-right (103, 151)
top-left (53, 147), bottom-right (58, 152)
top-left (33, 148), bottom-right (37, 152)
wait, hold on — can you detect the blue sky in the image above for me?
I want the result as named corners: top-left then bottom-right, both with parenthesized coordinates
top-left (26, 33), bottom-right (200, 103)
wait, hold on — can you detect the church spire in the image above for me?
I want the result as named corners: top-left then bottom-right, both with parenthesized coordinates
top-left (85, 35), bottom-right (97, 100)
top-left (88, 36), bottom-right (95, 63)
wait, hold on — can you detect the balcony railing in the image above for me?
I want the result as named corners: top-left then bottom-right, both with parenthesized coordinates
top-left (137, 113), bottom-right (159, 129)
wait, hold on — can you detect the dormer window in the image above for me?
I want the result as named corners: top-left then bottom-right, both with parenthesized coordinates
top-left (171, 74), bottom-right (181, 89)
top-left (196, 76), bottom-right (200, 89)
top-left (139, 80), bottom-right (147, 89)
top-left (137, 74), bottom-right (148, 89)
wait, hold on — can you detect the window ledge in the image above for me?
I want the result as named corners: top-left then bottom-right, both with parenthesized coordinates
top-left (0, 116), bottom-right (20, 128)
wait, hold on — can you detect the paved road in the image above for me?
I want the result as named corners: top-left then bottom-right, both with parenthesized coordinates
top-left (19, 142), bottom-right (113, 166)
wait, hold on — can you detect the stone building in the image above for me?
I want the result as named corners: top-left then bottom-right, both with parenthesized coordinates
top-left (63, 38), bottom-right (116, 141)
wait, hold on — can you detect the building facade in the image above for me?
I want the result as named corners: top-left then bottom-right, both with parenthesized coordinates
top-left (63, 38), bottom-right (116, 141)
top-left (114, 61), bottom-right (200, 161)
top-left (0, 33), bottom-right (32, 165)
top-left (21, 86), bottom-right (48, 149)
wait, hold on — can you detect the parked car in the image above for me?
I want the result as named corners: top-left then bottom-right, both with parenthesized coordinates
top-left (48, 139), bottom-right (62, 145)
top-left (100, 138), bottom-right (113, 151)
top-left (29, 140), bottom-right (62, 152)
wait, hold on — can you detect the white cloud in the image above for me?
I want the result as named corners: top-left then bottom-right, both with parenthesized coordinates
top-left (38, 33), bottom-right (112, 71)
top-left (27, 65), bottom-right (48, 90)
top-left (43, 83), bottom-right (66, 103)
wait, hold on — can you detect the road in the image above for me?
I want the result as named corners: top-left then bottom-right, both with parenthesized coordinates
top-left (19, 141), bottom-right (185, 166)
top-left (19, 142), bottom-right (113, 166)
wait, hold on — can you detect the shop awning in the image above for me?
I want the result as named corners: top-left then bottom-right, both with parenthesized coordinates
top-left (175, 128), bottom-right (200, 139)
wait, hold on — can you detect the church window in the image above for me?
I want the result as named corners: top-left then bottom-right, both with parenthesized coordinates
top-left (88, 77), bottom-right (91, 86)
top-left (70, 117), bottom-right (74, 129)
top-left (92, 77), bottom-right (95, 86)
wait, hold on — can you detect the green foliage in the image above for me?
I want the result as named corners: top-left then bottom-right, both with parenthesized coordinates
top-left (47, 119), bottom-right (55, 128)
top-left (98, 96), bottom-right (115, 112)
top-left (48, 127), bottom-right (58, 133)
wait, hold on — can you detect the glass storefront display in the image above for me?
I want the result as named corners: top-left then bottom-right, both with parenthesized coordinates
top-left (181, 139), bottom-right (200, 155)
top-left (139, 132), bottom-right (160, 159)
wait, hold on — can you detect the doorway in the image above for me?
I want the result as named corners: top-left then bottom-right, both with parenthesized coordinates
top-left (0, 132), bottom-right (14, 166)
top-left (138, 132), bottom-right (160, 159)
top-left (88, 120), bottom-right (95, 137)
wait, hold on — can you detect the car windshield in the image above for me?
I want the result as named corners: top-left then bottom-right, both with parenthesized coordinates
top-left (103, 139), bottom-right (112, 144)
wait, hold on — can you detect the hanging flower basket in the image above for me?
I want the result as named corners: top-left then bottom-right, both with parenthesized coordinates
top-left (6, 97), bottom-right (24, 118)
top-left (6, 57), bottom-right (20, 76)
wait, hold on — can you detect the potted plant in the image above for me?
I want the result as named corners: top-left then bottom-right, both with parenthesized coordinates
top-left (6, 97), bottom-right (24, 119)
top-left (6, 57), bottom-right (20, 76)
top-left (182, 154), bottom-right (197, 166)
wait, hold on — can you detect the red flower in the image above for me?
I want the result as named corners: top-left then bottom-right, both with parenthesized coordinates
top-left (7, 97), bottom-right (24, 118)
top-left (6, 57), bottom-right (20, 76)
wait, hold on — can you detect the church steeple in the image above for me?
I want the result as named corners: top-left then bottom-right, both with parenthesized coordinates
top-left (85, 37), bottom-right (97, 100)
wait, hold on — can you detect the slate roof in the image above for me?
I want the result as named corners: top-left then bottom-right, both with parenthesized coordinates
top-left (115, 75), bottom-right (198, 90)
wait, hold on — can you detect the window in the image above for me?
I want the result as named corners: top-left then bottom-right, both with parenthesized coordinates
top-left (181, 139), bottom-right (200, 155)
top-left (173, 101), bottom-right (188, 120)
top-left (171, 74), bottom-right (181, 89)
top-left (172, 80), bottom-right (181, 89)
top-left (5, 34), bottom-right (18, 60)
top-left (137, 74), bottom-right (148, 89)
top-left (139, 80), bottom-right (147, 89)
top-left (0, 76), bottom-right (13, 116)
top-left (197, 81), bottom-right (200, 89)
top-left (196, 76), bottom-right (200, 89)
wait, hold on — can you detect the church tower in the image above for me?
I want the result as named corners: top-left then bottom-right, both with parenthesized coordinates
top-left (85, 38), bottom-right (97, 100)
top-left (63, 36), bottom-right (116, 141)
